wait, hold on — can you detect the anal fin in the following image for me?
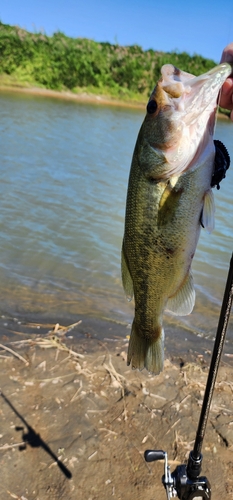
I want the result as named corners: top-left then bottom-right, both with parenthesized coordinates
top-left (166, 272), bottom-right (195, 316)
top-left (201, 188), bottom-right (215, 233)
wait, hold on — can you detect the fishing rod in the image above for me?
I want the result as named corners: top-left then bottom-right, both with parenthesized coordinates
top-left (144, 251), bottom-right (233, 499)
top-left (143, 137), bottom-right (233, 499)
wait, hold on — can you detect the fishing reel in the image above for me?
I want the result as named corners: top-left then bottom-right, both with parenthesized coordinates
top-left (144, 449), bottom-right (211, 499)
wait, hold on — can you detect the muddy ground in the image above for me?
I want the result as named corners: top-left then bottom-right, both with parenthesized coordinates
top-left (1, 322), bottom-right (233, 500)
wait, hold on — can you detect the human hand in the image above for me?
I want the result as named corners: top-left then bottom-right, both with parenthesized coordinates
top-left (219, 43), bottom-right (233, 121)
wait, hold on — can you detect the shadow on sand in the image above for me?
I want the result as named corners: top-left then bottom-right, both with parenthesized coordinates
top-left (0, 390), bottom-right (72, 480)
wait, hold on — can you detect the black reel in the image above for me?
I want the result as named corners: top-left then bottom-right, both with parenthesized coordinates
top-left (212, 140), bottom-right (230, 190)
top-left (144, 450), bottom-right (211, 499)
top-left (168, 461), bottom-right (211, 500)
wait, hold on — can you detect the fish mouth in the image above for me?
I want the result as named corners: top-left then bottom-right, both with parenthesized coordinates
top-left (154, 62), bottom-right (233, 177)
top-left (160, 62), bottom-right (233, 118)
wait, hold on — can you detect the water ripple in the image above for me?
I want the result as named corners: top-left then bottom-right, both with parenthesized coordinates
top-left (0, 91), bottom-right (233, 342)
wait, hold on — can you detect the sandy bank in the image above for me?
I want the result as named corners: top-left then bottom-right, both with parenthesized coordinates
top-left (0, 84), bottom-right (146, 110)
top-left (0, 320), bottom-right (233, 499)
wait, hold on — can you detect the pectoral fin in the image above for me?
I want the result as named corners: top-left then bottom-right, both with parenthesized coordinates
top-left (121, 243), bottom-right (134, 301)
top-left (166, 272), bottom-right (195, 316)
top-left (201, 189), bottom-right (215, 233)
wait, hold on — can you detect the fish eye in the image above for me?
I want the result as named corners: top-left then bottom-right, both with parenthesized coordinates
top-left (147, 100), bottom-right (157, 114)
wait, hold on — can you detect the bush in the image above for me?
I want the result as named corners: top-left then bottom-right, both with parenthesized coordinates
top-left (0, 21), bottom-right (217, 98)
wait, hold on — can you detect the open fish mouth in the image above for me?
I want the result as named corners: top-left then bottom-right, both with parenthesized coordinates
top-left (160, 62), bottom-right (233, 118)
top-left (147, 62), bottom-right (233, 178)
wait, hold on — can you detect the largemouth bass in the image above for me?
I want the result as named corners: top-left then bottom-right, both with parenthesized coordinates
top-left (122, 62), bottom-right (232, 374)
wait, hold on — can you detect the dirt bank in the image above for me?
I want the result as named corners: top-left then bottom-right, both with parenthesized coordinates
top-left (0, 84), bottom-right (145, 110)
top-left (1, 322), bottom-right (233, 500)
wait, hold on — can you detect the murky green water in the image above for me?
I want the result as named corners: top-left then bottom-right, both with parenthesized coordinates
top-left (0, 91), bottom-right (233, 346)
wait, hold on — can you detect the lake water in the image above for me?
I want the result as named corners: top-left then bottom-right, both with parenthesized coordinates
top-left (0, 91), bottom-right (233, 349)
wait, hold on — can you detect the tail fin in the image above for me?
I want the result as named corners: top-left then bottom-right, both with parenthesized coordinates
top-left (127, 321), bottom-right (164, 374)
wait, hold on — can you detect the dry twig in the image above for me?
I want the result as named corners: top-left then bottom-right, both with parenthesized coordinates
top-left (0, 344), bottom-right (28, 365)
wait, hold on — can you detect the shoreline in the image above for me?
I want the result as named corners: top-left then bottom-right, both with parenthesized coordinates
top-left (0, 83), bottom-right (231, 118)
top-left (0, 84), bottom-right (146, 110)
top-left (2, 310), bottom-right (233, 366)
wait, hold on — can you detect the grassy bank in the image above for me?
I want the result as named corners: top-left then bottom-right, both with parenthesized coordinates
top-left (0, 21), bottom-right (230, 115)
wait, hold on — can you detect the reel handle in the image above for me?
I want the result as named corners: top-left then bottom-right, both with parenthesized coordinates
top-left (144, 450), bottom-right (165, 462)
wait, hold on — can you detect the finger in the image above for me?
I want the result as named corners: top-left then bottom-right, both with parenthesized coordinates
top-left (220, 42), bottom-right (233, 63)
top-left (219, 78), bottom-right (233, 109)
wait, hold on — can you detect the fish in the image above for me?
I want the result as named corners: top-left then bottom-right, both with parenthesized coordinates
top-left (121, 62), bottom-right (232, 374)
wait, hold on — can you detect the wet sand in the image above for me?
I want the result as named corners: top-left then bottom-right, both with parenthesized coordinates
top-left (1, 320), bottom-right (233, 500)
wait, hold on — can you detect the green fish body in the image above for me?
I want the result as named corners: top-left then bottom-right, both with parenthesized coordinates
top-left (122, 63), bottom-right (232, 374)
